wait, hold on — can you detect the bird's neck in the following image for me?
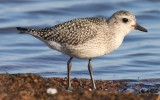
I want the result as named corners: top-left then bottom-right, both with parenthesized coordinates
top-left (106, 26), bottom-right (126, 52)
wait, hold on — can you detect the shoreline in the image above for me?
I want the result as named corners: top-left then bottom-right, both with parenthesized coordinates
top-left (0, 73), bottom-right (159, 100)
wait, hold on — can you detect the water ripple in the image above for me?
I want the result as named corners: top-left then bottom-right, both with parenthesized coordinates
top-left (0, 0), bottom-right (160, 81)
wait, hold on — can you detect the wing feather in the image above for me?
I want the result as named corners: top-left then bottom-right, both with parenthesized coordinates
top-left (33, 17), bottom-right (107, 45)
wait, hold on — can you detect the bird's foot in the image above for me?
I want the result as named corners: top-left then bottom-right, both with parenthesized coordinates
top-left (92, 87), bottom-right (96, 91)
top-left (66, 86), bottom-right (73, 91)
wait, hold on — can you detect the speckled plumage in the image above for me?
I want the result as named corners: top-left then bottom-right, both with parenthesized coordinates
top-left (16, 11), bottom-right (147, 59)
top-left (17, 11), bottom-right (147, 90)
top-left (19, 17), bottom-right (107, 46)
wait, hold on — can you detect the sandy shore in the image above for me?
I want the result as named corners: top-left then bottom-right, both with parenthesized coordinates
top-left (0, 73), bottom-right (159, 100)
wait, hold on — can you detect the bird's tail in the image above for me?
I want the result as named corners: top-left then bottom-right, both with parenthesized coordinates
top-left (16, 27), bottom-right (29, 34)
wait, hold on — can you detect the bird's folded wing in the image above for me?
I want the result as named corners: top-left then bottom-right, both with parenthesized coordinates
top-left (34, 17), bottom-right (106, 46)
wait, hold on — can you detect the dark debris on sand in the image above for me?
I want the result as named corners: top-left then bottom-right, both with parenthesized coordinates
top-left (0, 73), bottom-right (160, 100)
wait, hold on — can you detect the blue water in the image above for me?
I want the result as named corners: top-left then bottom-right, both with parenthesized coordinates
top-left (0, 0), bottom-right (160, 80)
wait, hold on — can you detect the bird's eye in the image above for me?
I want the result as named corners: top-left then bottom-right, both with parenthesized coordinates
top-left (122, 18), bottom-right (128, 23)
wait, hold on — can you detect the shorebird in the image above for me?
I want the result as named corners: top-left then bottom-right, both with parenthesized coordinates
top-left (16, 10), bottom-right (148, 90)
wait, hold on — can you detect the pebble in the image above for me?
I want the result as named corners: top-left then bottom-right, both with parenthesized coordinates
top-left (46, 88), bottom-right (57, 95)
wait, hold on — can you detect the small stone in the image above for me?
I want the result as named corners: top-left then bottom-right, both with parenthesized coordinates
top-left (88, 88), bottom-right (92, 91)
top-left (47, 88), bottom-right (57, 95)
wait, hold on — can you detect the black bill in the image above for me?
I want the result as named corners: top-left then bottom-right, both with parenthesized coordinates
top-left (135, 24), bottom-right (148, 32)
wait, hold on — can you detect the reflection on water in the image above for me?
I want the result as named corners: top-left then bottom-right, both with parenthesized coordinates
top-left (0, 0), bottom-right (160, 81)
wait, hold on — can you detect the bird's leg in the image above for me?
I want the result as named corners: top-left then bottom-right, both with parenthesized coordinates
top-left (88, 59), bottom-right (96, 90)
top-left (67, 57), bottom-right (73, 90)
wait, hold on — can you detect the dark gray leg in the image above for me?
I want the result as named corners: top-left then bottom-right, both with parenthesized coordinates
top-left (88, 59), bottom-right (96, 90)
top-left (67, 57), bottom-right (73, 90)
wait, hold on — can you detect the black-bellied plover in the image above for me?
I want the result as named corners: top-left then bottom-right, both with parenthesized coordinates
top-left (16, 10), bottom-right (148, 90)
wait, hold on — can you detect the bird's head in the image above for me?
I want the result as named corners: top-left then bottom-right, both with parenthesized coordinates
top-left (108, 11), bottom-right (148, 35)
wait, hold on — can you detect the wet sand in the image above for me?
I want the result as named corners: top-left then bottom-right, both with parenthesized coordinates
top-left (0, 73), bottom-right (159, 100)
